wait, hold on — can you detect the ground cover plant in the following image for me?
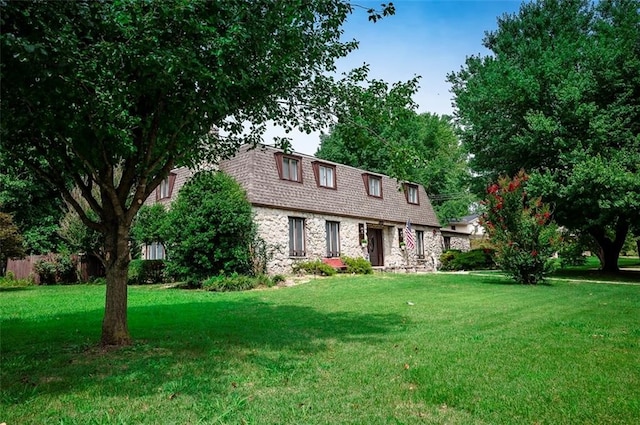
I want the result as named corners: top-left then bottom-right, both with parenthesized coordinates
top-left (1, 273), bottom-right (638, 424)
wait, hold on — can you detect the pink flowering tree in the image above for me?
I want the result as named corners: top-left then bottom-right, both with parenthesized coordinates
top-left (481, 171), bottom-right (560, 284)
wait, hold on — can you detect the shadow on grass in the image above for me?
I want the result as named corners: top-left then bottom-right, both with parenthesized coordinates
top-left (1, 297), bottom-right (405, 404)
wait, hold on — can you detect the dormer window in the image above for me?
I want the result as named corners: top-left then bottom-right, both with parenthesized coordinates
top-left (362, 173), bottom-right (382, 198)
top-left (156, 172), bottom-right (176, 201)
top-left (275, 152), bottom-right (303, 183)
top-left (312, 161), bottom-right (336, 189)
top-left (405, 183), bottom-right (419, 205)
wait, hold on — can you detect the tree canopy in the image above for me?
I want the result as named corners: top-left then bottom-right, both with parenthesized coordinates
top-left (448, 0), bottom-right (640, 271)
top-left (1, 0), bottom-right (393, 345)
top-left (315, 75), bottom-right (473, 223)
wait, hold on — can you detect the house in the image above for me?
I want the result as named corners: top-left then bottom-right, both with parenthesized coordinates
top-left (145, 144), bottom-right (461, 274)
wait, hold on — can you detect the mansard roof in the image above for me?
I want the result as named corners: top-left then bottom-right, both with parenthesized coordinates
top-left (219, 144), bottom-right (441, 228)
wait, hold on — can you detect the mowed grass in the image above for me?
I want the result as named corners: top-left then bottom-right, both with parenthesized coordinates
top-left (1, 273), bottom-right (639, 424)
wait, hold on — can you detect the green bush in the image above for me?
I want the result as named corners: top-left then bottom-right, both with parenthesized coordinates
top-left (341, 256), bottom-right (373, 274)
top-left (272, 274), bottom-right (286, 285)
top-left (128, 259), bottom-right (165, 285)
top-left (33, 253), bottom-right (78, 284)
top-left (439, 250), bottom-right (462, 271)
top-left (165, 171), bottom-right (255, 283)
top-left (292, 260), bottom-right (337, 276)
top-left (439, 249), bottom-right (495, 271)
top-left (202, 273), bottom-right (260, 292)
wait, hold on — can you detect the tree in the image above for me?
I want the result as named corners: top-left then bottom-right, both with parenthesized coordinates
top-left (0, 157), bottom-right (64, 254)
top-left (1, 0), bottom-right (393, 345)
top-left (448, 0), bottom-right (640, 272)
top-left (0, 212), bottom-right (26, 276)
top-left (165, 171), bottom-right (255, 284)
top-left (481, 172), bottom-right (560, 284)
top-left (130, 203), bottom-right (169, 257)
top-left (316, 83), bottom-right (473, 223)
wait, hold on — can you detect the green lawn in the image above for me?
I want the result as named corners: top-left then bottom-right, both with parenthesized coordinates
top-left (1, 273), bottom-right (639, 424)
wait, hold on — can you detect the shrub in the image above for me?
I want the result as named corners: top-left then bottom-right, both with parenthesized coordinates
top-left (165, 171), bottom-right (255, 283)
top-left (341, 256), bottom-right (373, 274)
top-left (33, 253), bottom-right (78, 284)
top-left (202, 273), bottom-right (260, 292)
top-left (482, 171), bottom-right (560, 284)
top-left (272, 274), bottom-right (286, 285)
top-left (128, 259), bottom-right (165, 285)
top-left (439, 250), bottom-right (462, 271)
top-left (440, 249), bottom-right (495, 271)
top-left (292, 260), bottom-right (337, 276)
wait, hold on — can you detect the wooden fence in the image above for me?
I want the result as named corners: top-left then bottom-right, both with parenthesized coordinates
top-left (6, 254), bottom-right (104, 284)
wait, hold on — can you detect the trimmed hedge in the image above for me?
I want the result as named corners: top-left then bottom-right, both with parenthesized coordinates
top-left (341, 256), bottom-right (373, 274)
top-left (292, 260), bottom-right (337, 276)
top-left (439, 249), bottom-right (496, 271)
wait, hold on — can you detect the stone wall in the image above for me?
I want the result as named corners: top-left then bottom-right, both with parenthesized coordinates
top-left (254, 206), bottom-right (443, 274)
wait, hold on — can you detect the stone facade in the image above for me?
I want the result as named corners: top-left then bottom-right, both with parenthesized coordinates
top-left (253, 206), bottom-right (443, 275)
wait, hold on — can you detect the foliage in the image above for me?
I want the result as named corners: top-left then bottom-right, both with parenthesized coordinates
top-left (271, 274), bottom-right (286, 285)
top-left (0, 212), bottom-right (26, 276)
top-left (131, 204), bottom-right (169, 246)
top-left (0, 271), bottom-right (34, 288)
top-left (58, 207), bottom-right (103, 258)
top-left (317, 103), bottom-right (474, 222)
top-left (201, 272), bottom-right (271, 292)
top-left (439, 249), bottom-right (495, 271)
top-left (164, 171), bottom-right (255, 285)
top-left (127, 259), bottom-right (165, 285)
top-left (556, 231), bottom-right (588, 268)
top-left (0, 157), bottom-right (64, 254)
top-left (0, 0), bottom-right (394, 345)
top-left (448, 0), bottom-right (640, 272)
top-left (341, 256), bottom-right (373, 274)
top-left (481, 171), bottom-right (560, 284)
top-left (292, 260), bottom-right (337, 276)
top-left (33, 253), bottom-right (78, 285)
top-left (248, 235), bottom-right (282, 277)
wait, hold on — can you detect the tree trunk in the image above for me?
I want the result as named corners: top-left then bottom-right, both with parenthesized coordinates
top-left (589, 219), bottom-right (629, 273)
top-left (101, 223), bottom-right (132, 346)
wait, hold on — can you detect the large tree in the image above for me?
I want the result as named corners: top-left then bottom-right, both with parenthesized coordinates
top-left (315, 75), bottom-right (473, 223)
top-left (1, 0), bottom-right (393, 345)
top-left (448, 0), bottom-right (640, 271)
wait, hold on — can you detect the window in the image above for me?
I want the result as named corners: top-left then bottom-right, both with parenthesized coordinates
top-left (145, 242), bottom-right (165, 260)
top-left (416, 230), bottom-right (424, 258)
top-left (326, 221), bottom-right (340, 257)
top-left (312, 161), bottom-right (336, 188)
top-left (159, 178), bottom-right (170, 199)
top-left (289, 217), bottom-right (306, 256)
top-left (362, 174), bottom-right (382, 198)
top-left (275, 153), bottom-right (303, 182)
top-left (156, 172), bottom-right (176, 200)
top-left (443, 236), bottom-right (451, 251)
top-left (405, 184), bottom-right (419, 205)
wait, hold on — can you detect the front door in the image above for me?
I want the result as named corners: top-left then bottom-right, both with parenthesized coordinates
top-left (367, 228), bottom-right (384, 266)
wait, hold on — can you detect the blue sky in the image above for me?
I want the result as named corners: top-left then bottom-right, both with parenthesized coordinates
top-left (265, 0), bottom-right (524, 155)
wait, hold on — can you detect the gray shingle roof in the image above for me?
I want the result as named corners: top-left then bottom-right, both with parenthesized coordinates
top-left (220, 145), bottom-right (441, 227)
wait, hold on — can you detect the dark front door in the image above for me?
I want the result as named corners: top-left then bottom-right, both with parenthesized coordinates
top-left (367, 228), bottom-right (384, 266)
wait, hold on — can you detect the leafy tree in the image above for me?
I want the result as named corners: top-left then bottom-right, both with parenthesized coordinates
top-left (481, 172), bottom-right (560, 284)
top-left (315, 78), bottom-right (473, 223)
top-left (130, 203), bottom-right (169, 257)
top-left (0, 212), bottom-right (26, 276)
top-left (165, 171), bottom-right (254, 285)
top-left (1, 0), bottom-right (394, 345)
top-left (448, 0), bottom-right (640, 272)
top-left (0, 157), bottom-right (64, 254)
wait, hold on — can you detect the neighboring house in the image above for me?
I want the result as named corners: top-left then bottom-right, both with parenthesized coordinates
top-left (145, 144), bottom-right (464, 274)
top-left (447, 213), bottom-right (485, 238)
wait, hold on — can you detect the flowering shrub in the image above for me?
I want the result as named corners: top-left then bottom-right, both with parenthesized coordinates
top-left (481, 171), bottom-right (560, 284)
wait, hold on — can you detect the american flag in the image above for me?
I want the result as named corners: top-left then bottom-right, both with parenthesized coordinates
top-left (404, 220), bottom-right (415, 250)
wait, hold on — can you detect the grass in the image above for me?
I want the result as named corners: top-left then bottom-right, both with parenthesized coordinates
top-left (550, 256), bottom-right (640, 284)
top-left (1, 273), bottom-right (639, 424)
